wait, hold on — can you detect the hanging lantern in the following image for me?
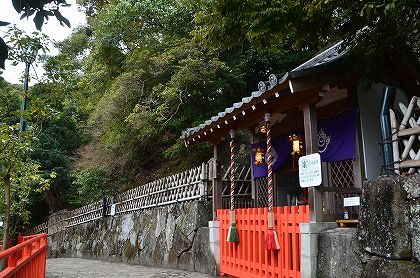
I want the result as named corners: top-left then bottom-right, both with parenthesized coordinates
top-left (288, 134), bottom-right (303, 172)
top-left (288, 134), bottom-right (303, 155)
top-left (253, 147), bottom-right (265, 166)
top-left (260, 124), bottom-right (268, 134)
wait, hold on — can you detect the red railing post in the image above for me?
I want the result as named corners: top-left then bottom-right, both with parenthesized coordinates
top-left (0, 233), bottom-right (47, 278)
top-left (218, 205), bottom-right (309, 278)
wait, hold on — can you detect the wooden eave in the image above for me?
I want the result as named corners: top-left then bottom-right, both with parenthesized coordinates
top-left (185, 81), bottom-right (290, 145)
top-left (185, 64), bottom-right (354, 146)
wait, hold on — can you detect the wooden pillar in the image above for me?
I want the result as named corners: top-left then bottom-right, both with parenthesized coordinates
top-left (250, 132), bottom-right (256, 202)
top-left (212, 143), bottom-right (223, 221)
top-left (303, 104), bottom-right (323, 223)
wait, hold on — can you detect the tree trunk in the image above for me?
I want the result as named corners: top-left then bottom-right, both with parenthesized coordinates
top-left (1, 172), bottom-right (11, 270)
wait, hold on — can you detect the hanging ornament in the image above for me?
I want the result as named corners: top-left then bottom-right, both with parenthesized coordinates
top-left (253, 147), bottom-right (266, 166)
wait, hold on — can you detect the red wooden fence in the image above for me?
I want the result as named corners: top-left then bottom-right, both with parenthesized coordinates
top-left (0, 233), bottom-right (47, 278)
top-left (218, 206), bottom-right (310, 278)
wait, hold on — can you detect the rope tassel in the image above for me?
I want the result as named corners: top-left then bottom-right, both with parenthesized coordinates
top-left (227, 130), bottom-right (239, 243)
top-left (264, 114), bottom-right (280, 250)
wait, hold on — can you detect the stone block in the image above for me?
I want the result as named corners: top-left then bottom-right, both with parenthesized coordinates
top-left (404, 175), bottom-right (420, 261)
top-left (363, 256), bottom-right (420, 278)
top-left (410, 198), bottom-right (420, 261)
top-left (403, 174), bottom-right (420, 199)
top-left (192, 227), bottom-right (218, 275)
top-left (46, 200), bottom-right (214, 274)
top-left (317, 228), bottom-right (363, 278)
top-left (300, 222), bottom-right (337, 278)
top-left (358, 176), bottom-right (411, 259)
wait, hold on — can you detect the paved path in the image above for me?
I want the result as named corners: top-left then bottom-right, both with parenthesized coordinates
top-left (46, 258), bottom-right (213, 278)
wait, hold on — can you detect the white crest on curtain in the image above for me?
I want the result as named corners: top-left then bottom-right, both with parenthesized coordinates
top-left (318, 129), bottom-right (331, 153)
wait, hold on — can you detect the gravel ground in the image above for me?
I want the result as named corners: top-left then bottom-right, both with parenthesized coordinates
top-left (46, 258), bottom-right (213, 278)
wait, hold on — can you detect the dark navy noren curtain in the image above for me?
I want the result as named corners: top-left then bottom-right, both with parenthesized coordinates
top-left (251, 109), bottom-right (356, 179)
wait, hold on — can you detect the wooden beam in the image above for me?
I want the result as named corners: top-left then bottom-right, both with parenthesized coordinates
top-left (389, 110), bottom-right (400, 174)
top-left (303, 104), bottom-right (318, 154)
top-left (400, 160), bottom-right (420, 169)
top-left (193, 90), bottom-right (320, 145)
top-left (303, 103), bottom-right (323, 223)
top-left (269, 97), bottom-right (355, 139)
top-left (321, 187), bottom-right (362, 194)
top-left (397, 126), bottom-right (420, 137)
top-left (185, 83), bottom-right (322, 145)
top-left (250, 133), bottom-right (256, 202)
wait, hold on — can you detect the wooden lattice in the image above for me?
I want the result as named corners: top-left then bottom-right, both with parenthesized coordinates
top-left (256, 177), bottom-right (269, 208)
top-left (31, 162), bottom-right (211, 233)
top-left (112, 163), bottom-right (208, 215)
top-left (66, 201), bottom-right (103, 228)
top-left (28, 222), bottom-right (48, 235)
top-left (330, 160), bottom-right (354, 188)
top-left (323, 160), bottom-right (358, 216)
top-left (221, 164), bottom-right (253, 209)
top-left (390, 96), bottom-right (420, 174)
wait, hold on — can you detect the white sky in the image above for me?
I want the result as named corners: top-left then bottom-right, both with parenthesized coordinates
top-left (0, 0), bottom-right (86, 84)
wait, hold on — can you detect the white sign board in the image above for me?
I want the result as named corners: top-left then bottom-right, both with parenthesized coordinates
top-left (110, 204), bottom-right (116, 216)
top-left (343, 197), bottom-right (360, 207)
top-left (299, 153), bottom-right (322, 188)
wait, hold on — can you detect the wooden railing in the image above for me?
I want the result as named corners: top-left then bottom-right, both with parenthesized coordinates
top-left (218, 206), bottom-right (310, 278)
top-left (0, 234), bottom-right (47, 278)
top-left (112, 162), bottom-right (208, 215)
top-left (30, 222), bottom-right (47, 235)
top-left (66, 201), bottom-right (103, 228)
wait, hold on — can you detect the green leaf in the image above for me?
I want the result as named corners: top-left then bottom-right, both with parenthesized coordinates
top-left (33, 11), bottom-right (45, 31)
top-left (20, 9), bottom-right (36, 20)
top-left (53, 10), bottom-right (71, 28)
top-left (0, 37), bottom-right (8, 69)
top-left (0, 21), bottom-right (10, 27)
top-left (12, 0), bottom-right (22, 13)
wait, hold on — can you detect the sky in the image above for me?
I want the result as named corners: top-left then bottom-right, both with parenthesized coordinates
top-left (0, 0), bottom-right (86, 84)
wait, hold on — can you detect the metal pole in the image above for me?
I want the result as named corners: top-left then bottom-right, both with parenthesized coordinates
top-left (19, 61), bottom-right (31, 132)
top-left (12, 61), bottom-right (31, 246)
top-left (379, 86), bottom-right (396, 174)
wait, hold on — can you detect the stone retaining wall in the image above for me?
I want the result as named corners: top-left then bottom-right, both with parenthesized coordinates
top-left (317, 175), bottom-right (420, 278)
top-left (47, 200), bottom-right (217, 275)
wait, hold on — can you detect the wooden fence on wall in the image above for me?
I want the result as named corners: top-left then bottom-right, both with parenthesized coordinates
top-left (30, 162), bottom-right (212, 235)
top-left (390, 96), bottom-right (420, 174)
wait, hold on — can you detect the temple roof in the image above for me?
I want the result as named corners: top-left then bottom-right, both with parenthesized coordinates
top-left (181, 41), bottom-right (346, 144)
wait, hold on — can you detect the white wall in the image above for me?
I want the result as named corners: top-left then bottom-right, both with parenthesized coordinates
top-left (357, 83), bottom-right (408, 181)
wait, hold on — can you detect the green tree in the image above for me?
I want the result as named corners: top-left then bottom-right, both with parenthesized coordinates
top-left (0, 28), bottom-right (55, 251)
top-left (29, 82), bottom-right (88, 212)
top-left (63, 0), bottom-right (313, 189)
top-left (0, 123), bottom-right (53, 252)
top-left (193, 0), bottom-right (419, 71)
